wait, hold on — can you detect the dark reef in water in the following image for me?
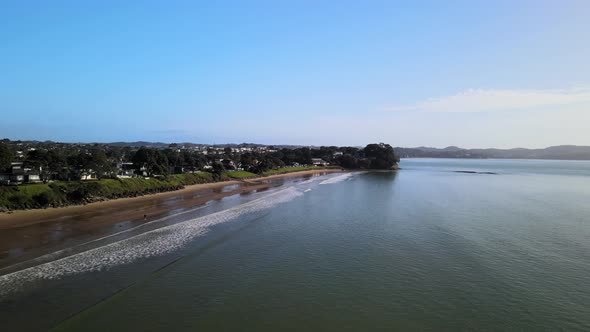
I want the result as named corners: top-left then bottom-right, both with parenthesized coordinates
top-left (453, 170), bottom-right (498, 175)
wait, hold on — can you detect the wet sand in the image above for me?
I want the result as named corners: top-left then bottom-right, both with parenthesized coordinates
top-left (0, 169), bottom-right (341, 269)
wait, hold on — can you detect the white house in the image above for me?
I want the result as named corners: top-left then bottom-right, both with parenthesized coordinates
top-left (116, 162), bottom-right (136, 178)
top-left (311, 158), bottom-right (329, 166)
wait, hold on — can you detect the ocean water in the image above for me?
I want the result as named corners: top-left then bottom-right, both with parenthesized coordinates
top-left (2, 159), bottom-right (590, 331)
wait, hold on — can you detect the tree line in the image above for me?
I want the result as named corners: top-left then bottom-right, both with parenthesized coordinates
top-left (0, 140), bottom-right (399, 182)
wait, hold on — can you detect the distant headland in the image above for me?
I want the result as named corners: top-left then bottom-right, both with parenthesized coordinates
top-left (395, 145), bottom-right (590, 160)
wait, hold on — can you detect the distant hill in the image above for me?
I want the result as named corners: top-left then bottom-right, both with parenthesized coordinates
top-left (106, 142), bottom-right (307, 149)
top-left (395, 145), bottom-right (590, 160)
top-left (108, 141), bottom-right (170, 148)
top-left (4, 138), bottom-right (590, 160)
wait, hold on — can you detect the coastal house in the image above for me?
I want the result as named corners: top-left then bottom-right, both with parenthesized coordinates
top-left (179, 165), bottom-right (200, 173)
top-left (221, 159), bottom-right (236, 170)
top-left (311, 158), bottom-right (329, 166)
top-left (25, 174), bottom-right (41, 183)
top-left (0, 173), bottom-right (12, 185)
top-left (170, 165), bottom-right (186, 174)
top-left (0, 162), bottom-right (42, 185)
top-left (116, 162), bottom-right (136, 178)
top-left (6, 174), bottom-right (25, 185)
top-left (79, 169), bottom-right (97, 181)
top-left (10, 162), bottom-right (24, 174)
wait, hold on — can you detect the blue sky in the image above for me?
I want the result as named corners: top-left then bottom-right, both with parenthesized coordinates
top-left (1, 1), bottom-right (589, 148)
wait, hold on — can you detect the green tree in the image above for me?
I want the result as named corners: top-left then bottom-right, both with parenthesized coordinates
top-left (209, 162), bottom-right (225, 180)
top-left (46, 150), bottom-right (68, 180)
top-left (89, 150), bottom-right (113, 179)
top-left (0, 142), bottom-right (14, 172)
top-left (132, 147), bottom-right (169, 176)
top-left (240, 152), bottom-right (256, 169)
top-left (25, 149), bottom-right (49, 171)
top-left (363, 143), bottom-right (399, 169)
top-left (338, 154), bottom-right (358, 169)
top-left (257, 155), bottom-right (284, 173)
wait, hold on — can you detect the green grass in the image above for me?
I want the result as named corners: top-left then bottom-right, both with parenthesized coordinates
top-left (262, 166), bottom-right (319, 176)
top-left (0, 182), bottom-right (65, 210)
top-left (0, 167), bottom-right (342, 211)
top-left (13, 183), bottom-right (52, 197)
top-left (0, 171), bottom-right (226, 210)
top-left (225, 171), bottom-right (258, 179)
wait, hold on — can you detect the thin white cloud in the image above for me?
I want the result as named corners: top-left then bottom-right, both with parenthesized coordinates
top-left (387, 87), bottom-right (590, 113)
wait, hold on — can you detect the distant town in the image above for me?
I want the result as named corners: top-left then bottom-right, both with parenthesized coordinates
top-left (0, 139), bottom-right (399, 186)
top-left (2, 139), bottom-right (590, 187)
top-left (0, 139), bottom-right (401, 210)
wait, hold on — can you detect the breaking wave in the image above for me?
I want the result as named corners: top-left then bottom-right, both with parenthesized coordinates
top-left (0, 202), bottom-right (217, 275)
top-left (0, 187), bottom-right (303, 298)
top-left (319, 172), bottom-right (354, 185)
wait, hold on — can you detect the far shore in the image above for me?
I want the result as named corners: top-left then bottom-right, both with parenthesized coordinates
top-left (0, 168), bottom-right (342, 229)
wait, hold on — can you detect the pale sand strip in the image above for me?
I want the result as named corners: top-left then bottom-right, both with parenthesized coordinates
top-left (0, 169), bottom-right (342, 228)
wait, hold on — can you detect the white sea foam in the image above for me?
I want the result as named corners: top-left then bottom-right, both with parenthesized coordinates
top-left (0, 202), bottom-right (215, 275)
top-left (0, 187), bottom-right (303, 298)
top-left (296, 176), bottom-right (323, 185)
top-left (319, 173), bottom-right (354, 185)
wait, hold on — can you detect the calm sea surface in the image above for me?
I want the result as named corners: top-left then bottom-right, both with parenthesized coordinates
top-left (2, 159), bottom-right (590, 331)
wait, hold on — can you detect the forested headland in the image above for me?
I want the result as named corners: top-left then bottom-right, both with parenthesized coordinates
top-left (0, 140), bottom-right (399, 210)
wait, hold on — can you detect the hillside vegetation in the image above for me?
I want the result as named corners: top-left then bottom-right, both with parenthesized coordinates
top-left (262, 166), bottom-right (321, 175)
top-left (225, 171), bottom-right (258, 179)
top-left (0, 172), bottom-right (222, 211)
top-left (0, 167), bottom-right (341, 211)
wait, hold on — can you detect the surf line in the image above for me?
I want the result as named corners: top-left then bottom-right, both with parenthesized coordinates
top-left (0, 187), bottom-right (303, 298)
top-left (0, 202), bottom-right (214, 275)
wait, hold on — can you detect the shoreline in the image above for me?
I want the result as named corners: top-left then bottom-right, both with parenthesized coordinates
top-left (0, 168), bottom-right (342, 269)
top-left (0, 168), bottom-right (342, 228)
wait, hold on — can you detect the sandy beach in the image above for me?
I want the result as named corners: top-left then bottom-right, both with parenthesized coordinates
top-left (0, 169), bottom-right (341, 269)
top-left (0, 169), bottom-right (340, 227)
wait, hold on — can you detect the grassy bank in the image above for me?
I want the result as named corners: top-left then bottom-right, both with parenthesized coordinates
top-left (263, 166), bottom-right (326, 176)
top-left (0, 172), bottom-right (226, 211)
top-left (227, 166), bottom-right (337, 178)
top-left (225, 171), bottom-right (258, 179)
top-left (0, 167), bottom-right (342, 211)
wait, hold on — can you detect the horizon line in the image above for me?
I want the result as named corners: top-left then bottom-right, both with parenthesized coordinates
top-left (2, 137), bottom-right (589, 151)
